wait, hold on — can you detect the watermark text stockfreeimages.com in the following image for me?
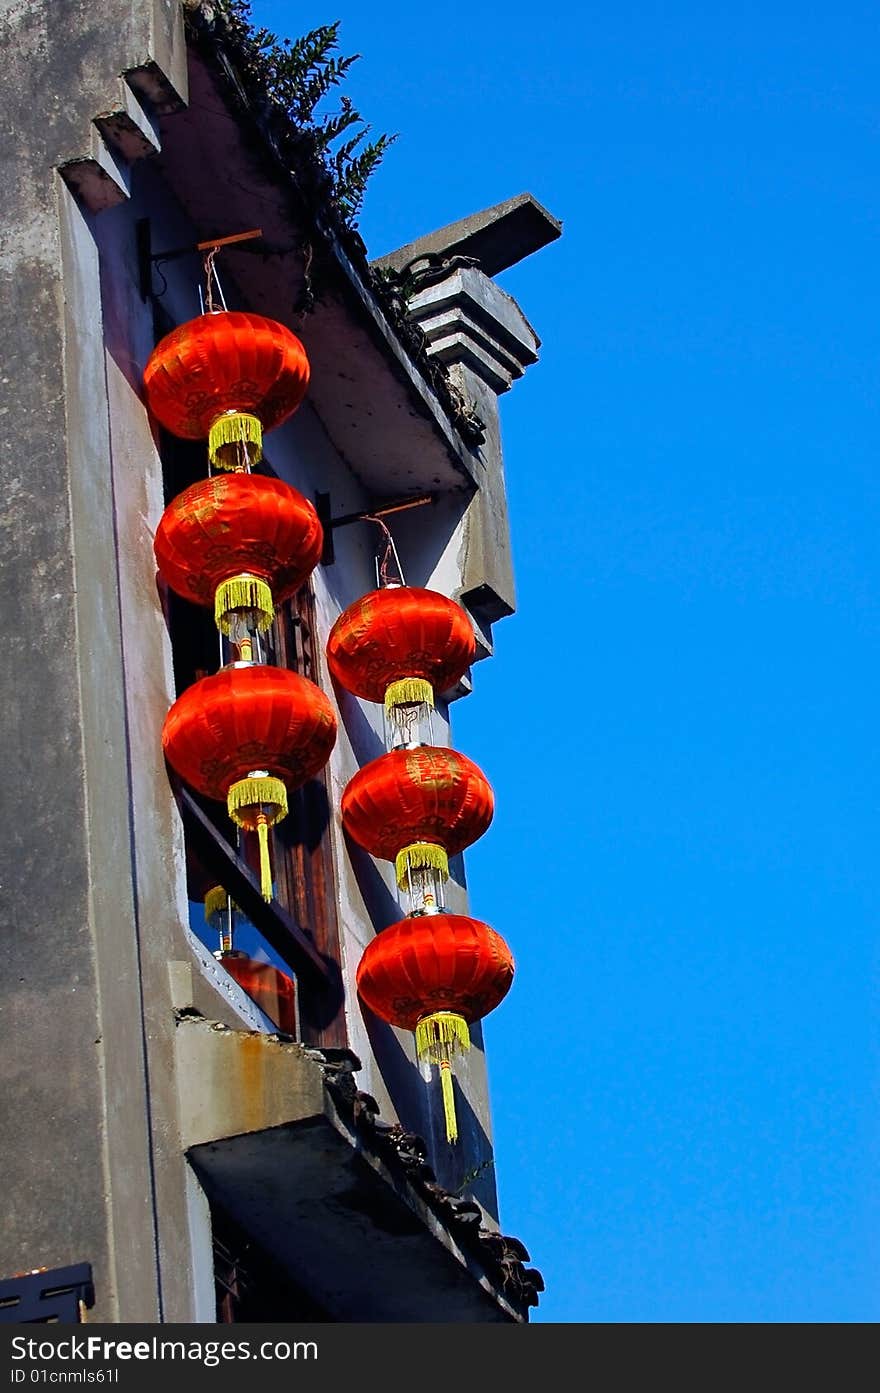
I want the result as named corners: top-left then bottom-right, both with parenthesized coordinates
top-left (10, 1337), bottom-right (316, 1371)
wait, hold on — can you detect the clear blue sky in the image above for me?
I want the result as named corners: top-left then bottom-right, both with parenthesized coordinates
top-left (252, 1), bottom-right (880, 1321)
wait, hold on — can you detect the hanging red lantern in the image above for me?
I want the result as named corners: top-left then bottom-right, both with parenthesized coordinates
top-left (154, 473), bottom-right (322, 638)
top-left (143, 310), bottom-right (310, 470)
top-left (204, 883), bottom-right (237, 954)
top-left (163, 664), bottom-right (336, 900)
top-left (326, 586), bottom-right (476, 714)
top-left (342, 746), bottom-right (493, 889)
top-left (204, 889), bottom-right (297, 1033)
top-left (218, 951), bottom-right (298, 1036)
top-left (356, 913), bottom-right (514, 1143)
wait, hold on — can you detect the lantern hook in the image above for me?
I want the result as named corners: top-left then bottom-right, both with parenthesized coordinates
top-left (137, 220), bottom-right (263, 301)
top-left (203, 245), bottom-right (228, 314)
top-left (363, 514), bottom-right (405, 588)
top-left (314, 490), bottom-right (435, 566)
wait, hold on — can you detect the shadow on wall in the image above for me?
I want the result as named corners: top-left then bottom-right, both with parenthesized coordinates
top-left (317, 480), bottom-right (476, 608)
top-left (344, 833), bottom-right (401, 933)
top-left (332, 679), bottom-right (387, 766)
top-left (386, 490), bottom-right (474, 592)
top-left (361, 1006), bottom-right (499, 1221)
top-left (278, 776), bottom-right (332, 851)
top-left (344, 829), bottom-right (468, 934)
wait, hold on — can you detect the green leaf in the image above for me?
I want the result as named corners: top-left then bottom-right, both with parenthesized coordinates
top-left (219, 6), bottom-right (397, 229)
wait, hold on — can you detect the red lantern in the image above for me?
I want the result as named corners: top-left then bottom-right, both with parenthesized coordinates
top-left (204, 884), bottom-right (236, 954)
top-left (204, 890), bottom-right (297, 1033)
top-left (342, 746), bottom-right (493, 888)
top-left (218, 951), bottom-right (297, 1035)
top-left (143, 311), bottom-right (310, 469)
top-left (154, 473), bottom-right (322, 637)
top-left (356, 913), bottom-right (514, 1142)
top-left (326, 586), bottom-right (476, 714)
top-left (163, 664), bottom-right (336, 899)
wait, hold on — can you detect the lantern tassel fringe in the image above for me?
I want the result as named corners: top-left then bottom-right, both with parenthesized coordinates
top-left (204, 885), bottom-right (229, 924)
top-left (395, 841), bottom-right (450, 890)
top-left (227, 778), bottom-right (287, 903)
top-left (439, 1061), bottom-right (458, 1145)
top-left (209, 412), bottom-right (263, 470)
top-left (384, 677), bottom-right (434, 714)
top-left (417, 1014), bottom-right (469, 1146)
top-left (256, 817), bottom-right (273, 902)
top-left (227, 776), bottom-right (288, 825)
top-left (415, 1011), bottom-right (471, 1063)
top-left (215, 575), bottom-right (274, 635)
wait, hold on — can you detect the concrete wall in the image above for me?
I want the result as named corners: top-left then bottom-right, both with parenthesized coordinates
top-left (0, 0), bottom-right (190, 1322)
top-left (0, 0), bottom-right (276, 1323)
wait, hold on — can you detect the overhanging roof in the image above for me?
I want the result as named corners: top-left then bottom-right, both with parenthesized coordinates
top-left (177, 1016), bottom-right (542, 1321)
top-left (373, 193), bottom-right (563, 279)
top-left (149, 37), bottom-right (480, 501)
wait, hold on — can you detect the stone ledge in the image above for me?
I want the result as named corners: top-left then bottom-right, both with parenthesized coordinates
top-left (58, 65), bottom-right (175, 213)
top-left (373, 192), bottom-right (562, 279)
top-left (407, 266), bottom-right (540, 394)
top-left (175, 1014), bottom-right (543, 1320)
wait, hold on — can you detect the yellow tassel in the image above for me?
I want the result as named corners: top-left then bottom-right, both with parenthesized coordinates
top-left (208, 412), bottom-right (263, 470)
top-left (227, 778), bottom-right (287, 903)
top-left (227, 776), bottom-right (288, 827)
top-left (439, 1061), bottom-right (458, 1144)
top-left (384, 676), bottom-right (434, 714)
top-left (203, 885), bottom-right (229, 924)
top-left (417, 1014), bottom-right (468, 1145)
top-left (256, 815), bottom-right (273, 902)
top-left (395, 841), bottom-right (449, 890)
top-left (415, 1011), bottom-right (471, 1064)
top-left (215, 574), bottom-right (274, 635)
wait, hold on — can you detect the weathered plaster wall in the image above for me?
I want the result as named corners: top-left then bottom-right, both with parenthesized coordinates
top-left (0, 0), bottom-right (189, 1321)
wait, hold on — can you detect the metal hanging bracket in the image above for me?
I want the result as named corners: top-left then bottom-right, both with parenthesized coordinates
top-left (137, 219), bottom-right (263, 300)
top-left (315, 492), bottom-right (436, 566)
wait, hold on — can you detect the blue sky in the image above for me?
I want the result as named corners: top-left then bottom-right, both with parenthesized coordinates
top-left (251, 1), bottom-right (880, 1321)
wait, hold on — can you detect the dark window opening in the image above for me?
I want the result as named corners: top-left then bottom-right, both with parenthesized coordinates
top-left (212, 1205), bottom-right (333, 1323)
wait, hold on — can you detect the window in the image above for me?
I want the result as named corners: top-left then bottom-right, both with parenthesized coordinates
top-left (157, 415), bottom-right (345, 1047)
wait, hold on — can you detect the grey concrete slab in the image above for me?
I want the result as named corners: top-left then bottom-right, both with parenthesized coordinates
top-left (373, 192), bottom-right (562, 278)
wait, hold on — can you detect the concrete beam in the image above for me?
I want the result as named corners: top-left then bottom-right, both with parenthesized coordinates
top-left (373, 192), bottom-right (562, 278)
top-left (95, 79), bottom-right (163, 163)
top-left (394, 263), bottom-right (545, 626)
top-left (372, 199), bottom-right (561, 635)
top-left (59, 66), bottom-right (170, 213)
top-left (407, 266), bottom-right (540, 396)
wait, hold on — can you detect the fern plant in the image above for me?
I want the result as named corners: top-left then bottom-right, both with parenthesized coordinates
top-left (223, 5), bottom-right (396, 226)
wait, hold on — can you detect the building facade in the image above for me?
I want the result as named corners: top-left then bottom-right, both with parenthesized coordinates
top-left (0, 0), bottom-right (559, 1322)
